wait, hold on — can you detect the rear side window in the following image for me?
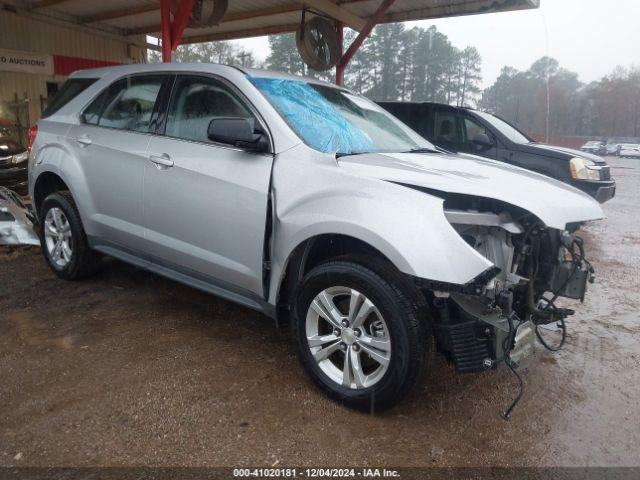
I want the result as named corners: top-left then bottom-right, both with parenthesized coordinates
top-left (42, 78), bottom-right (97, 118)
top-left (82, 75), bottom-right (165, 133)
top-left (380, 103), bottom-right (412, 123)
top-left (434, 110), bottom-right (460, 143)
top-left (380, 104), bottom-right (432, 139)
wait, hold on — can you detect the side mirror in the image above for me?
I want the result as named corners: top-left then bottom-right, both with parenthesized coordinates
top-left (472, 133), bottom-right (493, 150)
top-left (207, 117), bottom-right (268, 153)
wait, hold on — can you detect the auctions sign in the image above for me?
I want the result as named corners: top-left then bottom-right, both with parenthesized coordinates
top-left (0, 48), bottom-right (53, 75)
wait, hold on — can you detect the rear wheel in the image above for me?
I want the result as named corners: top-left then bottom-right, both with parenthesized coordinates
top-left (293, 260), bottom-right (429, 411)
top-left (39, 191), bottom-right (100, 280)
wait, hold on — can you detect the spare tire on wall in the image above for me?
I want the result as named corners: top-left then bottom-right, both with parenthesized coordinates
top-left (296, 16), bottom-right (341, 71)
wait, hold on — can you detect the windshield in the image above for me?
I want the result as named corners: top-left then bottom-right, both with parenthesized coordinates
top-left (473, 110), bottom-right (532, 144)
top-left (249, 77), bottom-right (434, 155)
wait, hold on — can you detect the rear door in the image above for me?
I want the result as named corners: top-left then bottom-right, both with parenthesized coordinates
top-left (67, 74), bottom-right (169, 253)
top-left (142, 74), bottom-right (274, 297)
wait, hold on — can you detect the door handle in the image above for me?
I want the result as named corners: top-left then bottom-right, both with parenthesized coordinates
top-left (75, 134), bottom-right (92, 146)
top-left (149, 153), bottom-right (174, 168)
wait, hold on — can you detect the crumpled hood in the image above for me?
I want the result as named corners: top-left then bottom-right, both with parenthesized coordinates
top-left (338, 152), bottom-right (604, 230)
top-left (518, 143), bottom-right (606, 163)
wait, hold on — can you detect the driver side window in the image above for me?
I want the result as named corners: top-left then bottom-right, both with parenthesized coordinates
top-left (462, 116), bottom-right (493, 145)
top-left (165, 75), bottom-right (255, 144)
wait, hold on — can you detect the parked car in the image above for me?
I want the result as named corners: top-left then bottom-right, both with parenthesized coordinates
top-left (27, 64), bottom-right (603, 411)
top-left (378, 102), bottom-right (615, 203)
top-left (605, 143), bottom-right (621, 156)
top-left (619, 144), bottom-right (640, 158)
top-left (0, 127), bottom-right (29, 195)
top-left (580, 140), bottom-right (606, 156)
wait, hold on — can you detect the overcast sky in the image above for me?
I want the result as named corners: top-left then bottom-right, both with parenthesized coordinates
top-left (235, 0), bottom-right (640, 87)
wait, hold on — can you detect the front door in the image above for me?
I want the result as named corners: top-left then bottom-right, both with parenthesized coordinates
top-left (68, 74), bottom-right (167, 252)
top-left (143, 74), bottom-right (274, 297)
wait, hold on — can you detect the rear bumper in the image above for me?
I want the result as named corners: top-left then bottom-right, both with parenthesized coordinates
top-left (571, 179), bottom-right (616, 203)
top-left (0, 165), bottom-right (28, 195)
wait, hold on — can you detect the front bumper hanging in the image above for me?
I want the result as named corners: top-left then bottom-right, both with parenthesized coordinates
top-left (0, 187), bottom-right (39, 246)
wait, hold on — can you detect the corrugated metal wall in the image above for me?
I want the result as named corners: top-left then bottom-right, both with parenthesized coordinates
top-left (0, 9), bottom-right (147, 132)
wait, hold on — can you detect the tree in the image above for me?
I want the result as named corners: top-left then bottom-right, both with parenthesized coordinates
top-left (260, 24), bottom-right (477, 104)
top-left (409, 26), bottom-right (463, 103)
top-left (148, 40), bottom-right (258, 67)
top-left (480, 56), bottom-right (640, 139)
top-left (455, 47), bottom-right (482, 106)
top-left (265, 34), bottom-right (307, 76)
top-left (359, 23), bottom-right (406, 101)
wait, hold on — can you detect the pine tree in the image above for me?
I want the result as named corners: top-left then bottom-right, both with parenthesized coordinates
top-left (456, 47), bottom-right (482, 106)
top-left (265, 34), bottom-right (307, 76)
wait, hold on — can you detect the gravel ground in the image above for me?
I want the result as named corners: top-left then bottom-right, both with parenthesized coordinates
top-left (1, 157), bottom-right (639, 467)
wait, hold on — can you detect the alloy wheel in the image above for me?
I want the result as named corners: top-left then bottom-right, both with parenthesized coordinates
top-left (43, 207), bottom-right (73, 268)
top-left (305, 286), bottom-right (392, 390)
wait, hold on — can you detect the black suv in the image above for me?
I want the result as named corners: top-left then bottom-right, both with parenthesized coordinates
top-left (378, 102), bottom-right (616, 203)
top-left (0, 128), bottom-right (29, 196)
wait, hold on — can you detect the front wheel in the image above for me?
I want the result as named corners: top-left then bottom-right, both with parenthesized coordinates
top-left (293, 260), bottom-right (429, 411)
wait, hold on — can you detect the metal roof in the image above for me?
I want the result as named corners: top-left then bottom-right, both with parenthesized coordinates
top-left (3, 0), bottom-right (539, 46)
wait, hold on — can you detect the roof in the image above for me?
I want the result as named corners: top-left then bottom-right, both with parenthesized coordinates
top-left (69, 61), bottom-right (244, 78)
top-left (378, 101), bottom-right (471, 110)
top-left (4, 0), bottom-right (540, 47)
top-left (69, 62), bottom-right (345, 91)
top-left (70, 61), bottom-right (332, 82)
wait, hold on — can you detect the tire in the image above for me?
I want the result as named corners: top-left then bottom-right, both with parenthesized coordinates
top-left (292, 259), bottom-right (429, 412)
top-left (39, 191), bottom-right (100, 280)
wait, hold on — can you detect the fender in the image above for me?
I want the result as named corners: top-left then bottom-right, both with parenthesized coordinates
top-left (267, 145), bottom-right (494, 305)
top-left (31, 131), bottom-right (98, 234)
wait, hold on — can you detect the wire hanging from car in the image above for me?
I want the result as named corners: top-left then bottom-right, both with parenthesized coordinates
top-left (501, 312), bottom-right (524, 421)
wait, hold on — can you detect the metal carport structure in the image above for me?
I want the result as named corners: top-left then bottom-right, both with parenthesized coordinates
top-left (3, 0), bottom-right (540, 85)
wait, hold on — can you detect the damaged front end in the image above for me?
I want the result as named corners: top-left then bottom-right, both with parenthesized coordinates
top-left (416, 196), bottom-right (594, 376)
top-left (0, 187), bottom-right (39, 246)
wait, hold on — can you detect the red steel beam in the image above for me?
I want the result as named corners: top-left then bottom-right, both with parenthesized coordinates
top-left (171, 0), bottom-right (196, 51)
top-left (161, 0), bottom-right (172, 61)
top-left (335, 0), bottom-right (397, 82)
top-left (335, 21), bottom-right (345, 85)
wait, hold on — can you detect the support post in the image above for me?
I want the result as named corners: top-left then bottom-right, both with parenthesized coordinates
top-left (160, 0), bottom-right (171, 62)
top-left (335, 21), bottom-right (344, 85)
top-left (171, 0), bottom-right (196, 51)
top-left (160, 0), bottom-right (195, 62)
top-left (335, 0), bottom-right (396, 83)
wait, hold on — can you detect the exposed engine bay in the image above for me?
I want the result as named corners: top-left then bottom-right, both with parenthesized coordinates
top-left (417, 195), bottom-right (595, 418)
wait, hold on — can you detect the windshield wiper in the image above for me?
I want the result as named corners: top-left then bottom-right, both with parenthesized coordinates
top-left (335, 151), bottom-right (370, 158)
top-left (403, 147), bottom-right (441, 154)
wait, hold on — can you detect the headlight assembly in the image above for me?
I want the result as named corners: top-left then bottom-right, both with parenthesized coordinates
top-left (11, 152), bottom-right (29, 165)
top-left (570, 157), bottom-right (601, 180)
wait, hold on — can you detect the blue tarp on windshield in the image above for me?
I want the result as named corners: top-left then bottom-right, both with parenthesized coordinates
top-left (248, 76), bottom-right (375, 154)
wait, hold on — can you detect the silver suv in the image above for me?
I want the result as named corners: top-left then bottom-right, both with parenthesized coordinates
top-left (29, 64), bottom-right (603, 411)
